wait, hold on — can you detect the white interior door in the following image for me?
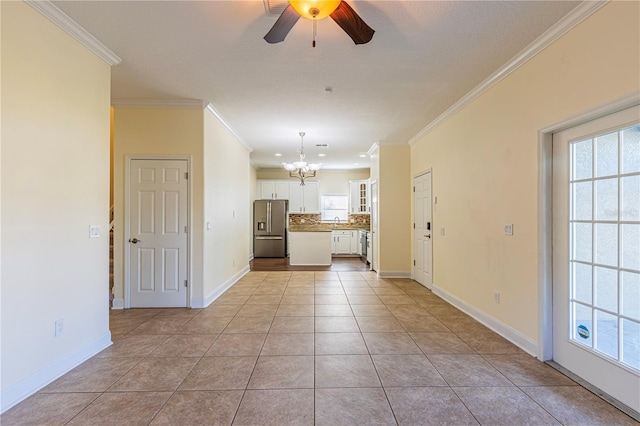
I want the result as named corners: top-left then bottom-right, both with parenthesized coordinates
top-left (414, 172), bottom-right (433, 288)
top-left (370, 181), bottom-right (378, 272)
top-left (129, 159), bottom-right (188, 308)
top-left (552, 105), bottom-right (640, 412)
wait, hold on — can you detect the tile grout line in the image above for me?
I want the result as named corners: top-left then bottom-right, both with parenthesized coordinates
top-left (32, 270), bottom-right (633, 425)
top-left (227, 273), bottom-right (269, 425)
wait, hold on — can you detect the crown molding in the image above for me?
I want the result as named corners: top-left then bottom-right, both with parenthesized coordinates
top-left (25, 0), bottom-right (122, 66)
top-left (205, 103), bottom-right (254, 153)
top-left (407, 0), bottom-right (609, 146)
top-left (111, 98), bottom-right (205, 109)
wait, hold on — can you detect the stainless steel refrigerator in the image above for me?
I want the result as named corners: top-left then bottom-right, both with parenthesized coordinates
top-left (254, 200), bottom-right (288, 258)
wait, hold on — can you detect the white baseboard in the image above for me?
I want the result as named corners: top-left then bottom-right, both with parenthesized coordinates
top-left (191, 265), bottom-right (250, 308)
top-left (111, 298), bottom-right (124, 310)
top-left (377, 270), bottom-right (412, 279)
top-left (1, 331), bottom-right (112, 414)
top-left (432, 283), bottom-right (538, 356)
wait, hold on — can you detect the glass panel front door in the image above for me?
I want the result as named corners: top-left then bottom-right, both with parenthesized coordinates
top-left (552, 105), bottom-right (640, 413)
top-left (569, 125), bottom-right (640, 372)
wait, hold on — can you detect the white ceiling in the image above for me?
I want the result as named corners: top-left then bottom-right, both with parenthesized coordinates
top-left (52, 0), bottom-right (581, 170)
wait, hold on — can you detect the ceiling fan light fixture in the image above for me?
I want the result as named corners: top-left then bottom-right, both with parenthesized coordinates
top-left (264, 0), bottom-right (374, 46)
top-left (288, 0), bottom-right (341, 20)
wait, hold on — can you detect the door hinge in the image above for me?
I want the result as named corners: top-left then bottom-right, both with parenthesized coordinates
top-left (413, 186), bottom-right (415, 192)
top-left (413, 259), bottom-right (416, 266)
top-left (413, 223), bottom-right (415, 229)
top-left (184, 172), bottom-right (188, 179)
top-left (184, 280), bottom-right (188, 287)
top-left (184, 225), bottom-right (188, 233)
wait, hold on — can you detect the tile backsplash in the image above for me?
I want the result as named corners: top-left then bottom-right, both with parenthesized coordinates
top-left (289, 213), bottom-right (370, 226)
top-left (289, 213), bottom-right (322, 225)
top-left (349, 214), bottom-right (371, 226)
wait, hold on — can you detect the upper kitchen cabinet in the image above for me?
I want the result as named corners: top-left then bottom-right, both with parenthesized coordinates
top-left (289, 181), bottom-right (319, 213)
top-left (258, 179), bottom-right (290, 200)
top-left (349, 180), bottom-right (370, 214)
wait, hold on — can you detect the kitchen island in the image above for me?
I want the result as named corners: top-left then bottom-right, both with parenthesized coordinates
top-left (289, 229), bottom-right (332, 266)
top-left (288, 223), bottom-right (370, 266)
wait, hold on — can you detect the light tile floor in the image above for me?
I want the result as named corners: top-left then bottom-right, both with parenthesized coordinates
top-left (2, 271), bottom-right (637, 425)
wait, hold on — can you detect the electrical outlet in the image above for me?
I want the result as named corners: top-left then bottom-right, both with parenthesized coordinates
top-left (504, 223), bottom-right (513, 236)
top-left (89, 225), bottom-right (100, 238)
top-left (55, 319), bottom-right (64, 336)
top-left (494, 291), bottom-right (500, 304)
top-left (440, 227), bottom-right (445, 236)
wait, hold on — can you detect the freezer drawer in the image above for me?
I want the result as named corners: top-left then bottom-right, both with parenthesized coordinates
top-left (254, 235), bottom-right (286, 258)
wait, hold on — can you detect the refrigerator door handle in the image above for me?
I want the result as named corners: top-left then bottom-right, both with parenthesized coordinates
top-left (267, 202), bottom-right (271, 233)
top-left (255, 236), bottom-right (283, 240)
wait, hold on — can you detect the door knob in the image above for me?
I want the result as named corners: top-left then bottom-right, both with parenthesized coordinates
top-left (129, 238), bottom-right (141, 244)
top-left (424, 235), bottom-right (431, 239)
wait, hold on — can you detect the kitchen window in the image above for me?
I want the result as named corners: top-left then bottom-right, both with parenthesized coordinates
top-left (321, 195), bottom-right (348, 222)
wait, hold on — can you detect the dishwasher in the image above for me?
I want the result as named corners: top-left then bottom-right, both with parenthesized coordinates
top-left (366, 231), bottom-right (372, 269)
top-left (359, 230), bottom-right (368, 264)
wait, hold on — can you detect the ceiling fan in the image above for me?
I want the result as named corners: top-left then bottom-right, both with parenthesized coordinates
top-left (264, 0), bottom-right (374, 46)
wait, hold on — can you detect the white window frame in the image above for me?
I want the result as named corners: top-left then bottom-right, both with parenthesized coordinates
top-left (321, 194), bottom-right (349, 222)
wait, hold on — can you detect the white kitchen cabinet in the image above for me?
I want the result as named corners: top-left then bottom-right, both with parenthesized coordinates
top-left (350, 230), bottom-right (360, 254)
top-left (332, 230), bottom-right (361, 255)
top-left (288, 181), bottom-right (319, 213)
top-left (331, 230), bottom-right (352, 255)
top-left (349, 180), bottom-right (370, 213)
top-left (258, 180), bottom-right (289, 200)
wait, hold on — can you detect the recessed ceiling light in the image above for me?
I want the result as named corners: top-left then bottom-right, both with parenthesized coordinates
top-left (275, 153), bottom-right (282, 157)
top-left (354, 163), bottom-right (359, 166)
top-left (359, 154), bottom-right (367, 158)
top-left (318, 153), bottom-right (326, 157)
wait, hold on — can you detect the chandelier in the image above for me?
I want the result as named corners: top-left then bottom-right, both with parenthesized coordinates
top-left (282, 131), bottom-right (321, 186)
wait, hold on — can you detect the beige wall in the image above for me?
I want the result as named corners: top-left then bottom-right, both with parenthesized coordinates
top-left (316, 169), bottom-right (370, 195)
top-left (250, 166), bottom-right (257, 255)
top-left (203, 109), bottom-right (252, 302)
top-left (410, 1), bottom-right (640, 342)
top-left (112, 107), bottom-right (205, 303)
top-left (1, 1), bottom-right (111, 410)
top-left (110, 107), bottom-right (115, 207)
top-left (378, 145), bottom-right (412, 275)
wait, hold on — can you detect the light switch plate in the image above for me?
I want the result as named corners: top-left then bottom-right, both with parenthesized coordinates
top-left (89, 225), bottom-right (100, 238)
top-left (504, 223), bottom-right (513, 236)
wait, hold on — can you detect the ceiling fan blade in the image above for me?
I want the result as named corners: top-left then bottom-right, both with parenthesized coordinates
top-left (264, 4), bottom-right (301, 44)
top-left (330, 1), bottom-right (375, 45)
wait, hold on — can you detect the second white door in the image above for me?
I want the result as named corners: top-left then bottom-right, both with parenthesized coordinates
top-left (414, 172), bottom-right (433, 288)
top-left (129, 159), bottom-right (189, 308)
